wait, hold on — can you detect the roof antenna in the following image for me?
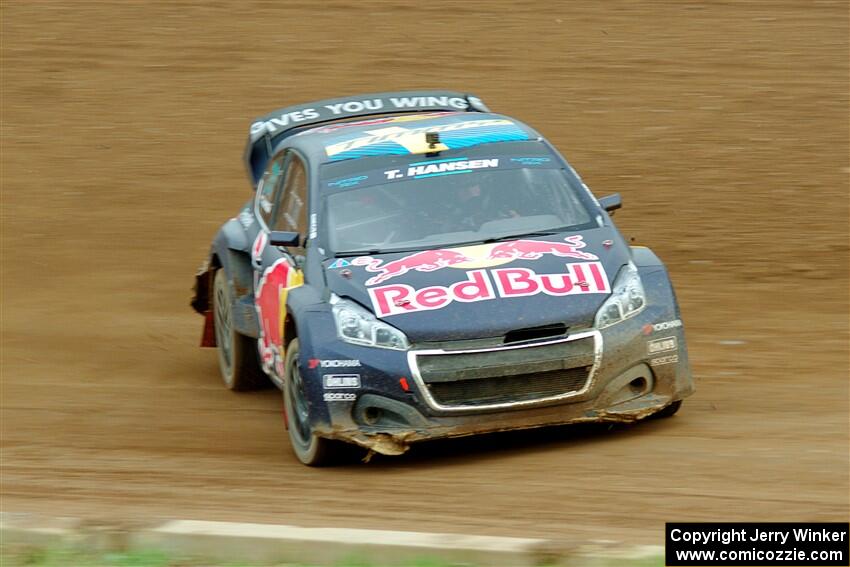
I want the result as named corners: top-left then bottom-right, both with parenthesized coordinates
top-left (425, 132), bottom-right (440, 156)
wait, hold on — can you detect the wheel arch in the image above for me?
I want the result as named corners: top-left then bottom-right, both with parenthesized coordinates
top-left (284, 311), bottom-right (298, 349)
top-left (193, 224), bottom-right (259, 344)
top-left (283, 284), bottom-right (326, 356)
top-left (630, 245), bottom-right (664, 268)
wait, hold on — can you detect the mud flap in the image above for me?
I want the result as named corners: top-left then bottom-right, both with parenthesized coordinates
top-left (200, 310), bottom-right (216, 347)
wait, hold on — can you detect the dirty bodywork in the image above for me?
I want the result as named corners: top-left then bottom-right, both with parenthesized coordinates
top-left (191, 90), bottom-right (695, 463)
top-left (297, 246), bottom-right (694, 456)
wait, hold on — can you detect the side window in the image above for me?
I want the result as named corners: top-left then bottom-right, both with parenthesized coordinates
top-left (270, 154), bottom-right (308, 236)
top-left (256, 155), bottom-right (286, 227)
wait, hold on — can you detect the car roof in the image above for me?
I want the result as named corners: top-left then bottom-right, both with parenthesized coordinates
top-left (278, 111), bottom-right (541, 165)
top-left (244, 90), bottom-right (492, 187)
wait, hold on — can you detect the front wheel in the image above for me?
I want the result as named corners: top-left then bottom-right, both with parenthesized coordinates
top-left (650, 400), bottom-right (683, 419)
top-left (283, 339), bottom-right (335, 466)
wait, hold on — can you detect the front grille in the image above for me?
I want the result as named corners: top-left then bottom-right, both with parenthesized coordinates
top-left (504, 323), bottom-right (567, 344)
top-left (428, 366), bottom-right (591, 407)
top-left (412, 335), bottom-right (596, 409)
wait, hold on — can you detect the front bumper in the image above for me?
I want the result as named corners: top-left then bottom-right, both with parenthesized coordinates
top-left (299, 302), bottom-right (695, 456)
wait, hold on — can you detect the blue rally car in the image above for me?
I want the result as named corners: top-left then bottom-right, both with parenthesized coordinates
top-left (191, 90), bottom-right (695, 465)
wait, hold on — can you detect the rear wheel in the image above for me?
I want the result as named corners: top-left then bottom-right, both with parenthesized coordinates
top-left (651, 400), bottom-right (683, 419)
top-left (283, 339), bottom-right (338, 466)
top-left (213, 269), bottom-right (266, 391)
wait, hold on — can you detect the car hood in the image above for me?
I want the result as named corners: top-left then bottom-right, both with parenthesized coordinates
top-left (324, 228), bottom-right (630, 343)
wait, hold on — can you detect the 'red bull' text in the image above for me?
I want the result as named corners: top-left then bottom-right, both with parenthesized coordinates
top-left (368, 262), bottom-right (610, 317)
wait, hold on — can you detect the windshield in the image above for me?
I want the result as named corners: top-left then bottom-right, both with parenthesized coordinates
top-left (322, 145), bottom-right (596, 255)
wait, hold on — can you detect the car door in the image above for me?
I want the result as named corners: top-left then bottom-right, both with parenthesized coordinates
top-left (251, 153), bottom-right (285, 270)
top-left (252, 150), bottom-right (308, 377)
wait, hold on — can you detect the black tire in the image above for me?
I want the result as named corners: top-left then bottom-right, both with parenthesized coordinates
top-left (651, 399), bottom-right (683, 419)
top-left (213, 269), bottom-right (267, 391)
top-left (283, 338), bottom-right (337, 466)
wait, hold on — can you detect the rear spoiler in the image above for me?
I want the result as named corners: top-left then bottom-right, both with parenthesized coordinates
top-left (243, 90), bottom-right (489, 188)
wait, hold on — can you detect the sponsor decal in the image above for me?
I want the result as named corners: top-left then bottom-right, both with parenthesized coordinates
top-left (304, 113), bottom-right (449, 135)
top-left (327, 259), bottom-right (351, 269)
top-left (323, 96), bottom-right (467, 117)
top-left (251, 232), bottom-right (268, 265)
top-left (368, 262), bottom-right (610, 318)
top-left (324, 392), bottom-right (357, 402)
top-left (383, 158), bottom-right (499, 181)
top-left (254, 259), bottom-right (304, 377)
top-left (251, 96), bottom-right (473, 138)
top-left (251, 108), bottom-right (322, 137)
top-left (510, 157), bottom-right (551, 165)
top-left (328, 175), bottom-right (368, 188)
top-left (648, 336), bottom-right (678, 355)
top-left (325, 118), bottom-right (524, 159)
top-left (352, 235), bottom-right (597, 286)
top-left (323, 374), bottom-right (361, 389)
top-left (642, 319), bottom-right (683, 335)
top-left (308, 358), bottom-right (361, 369)
top-left (354, 249), bottom-right (475, 285)
top-left (486, 236), bottom-right (597, 261)
top-left (650, 354), bottom-right (679, 366)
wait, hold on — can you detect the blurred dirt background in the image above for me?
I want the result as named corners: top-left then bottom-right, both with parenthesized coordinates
top-left (2, 0), bottom-right (848, 544)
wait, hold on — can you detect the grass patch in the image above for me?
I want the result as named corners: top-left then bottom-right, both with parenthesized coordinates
top-left (2, 544), bottom-right (667, 566)
top-left (1, 546), bottom-right (174, 567)
top-left (0, 545), bottom-right (466, 567)
top-left (624, 557), bottom-right (665, 567)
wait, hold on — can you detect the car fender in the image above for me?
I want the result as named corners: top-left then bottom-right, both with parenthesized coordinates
top-left (193, 220), bottom-right (259, 340)
top-left (629, 246), bottom-right (694, 398)
top-left (283, 284), bottom-right (327, 363)
top-left (284, 304), bottom-right (336, 427)
top-left (630, 245), bottom-right (664, 268)
top-left (630, 246), bottom-right (681, 319)
top-left (275, 251), bottom-right (328, 361)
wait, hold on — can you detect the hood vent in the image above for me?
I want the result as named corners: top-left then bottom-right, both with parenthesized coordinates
top-left (503, 323), bottom-right (567, 344)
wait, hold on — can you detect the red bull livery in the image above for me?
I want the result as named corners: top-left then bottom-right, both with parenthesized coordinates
top-left (190, 90), bottom-right (695, 466)
top-left (487, 235), bottom-right (597, 260)
top-left (353, 249), bottom-right (475, 285)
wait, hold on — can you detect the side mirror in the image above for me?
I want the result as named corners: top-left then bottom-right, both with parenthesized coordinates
top-left (269, 231), bottom-right (301, 247)
top-left (599, 193), bottom-right (622, 214)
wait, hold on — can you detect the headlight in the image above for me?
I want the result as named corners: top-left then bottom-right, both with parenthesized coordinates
top-left (331, 296), bottom-right (410, 350)
top-left (594, 261), bottom-right (646, 329)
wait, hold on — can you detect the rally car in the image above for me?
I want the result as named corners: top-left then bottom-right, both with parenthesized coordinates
top-left (191, 90), bottom-right (694, 465)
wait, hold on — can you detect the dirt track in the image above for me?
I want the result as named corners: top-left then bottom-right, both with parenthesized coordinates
top-left (2, 1), bottom-right (848, 544)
